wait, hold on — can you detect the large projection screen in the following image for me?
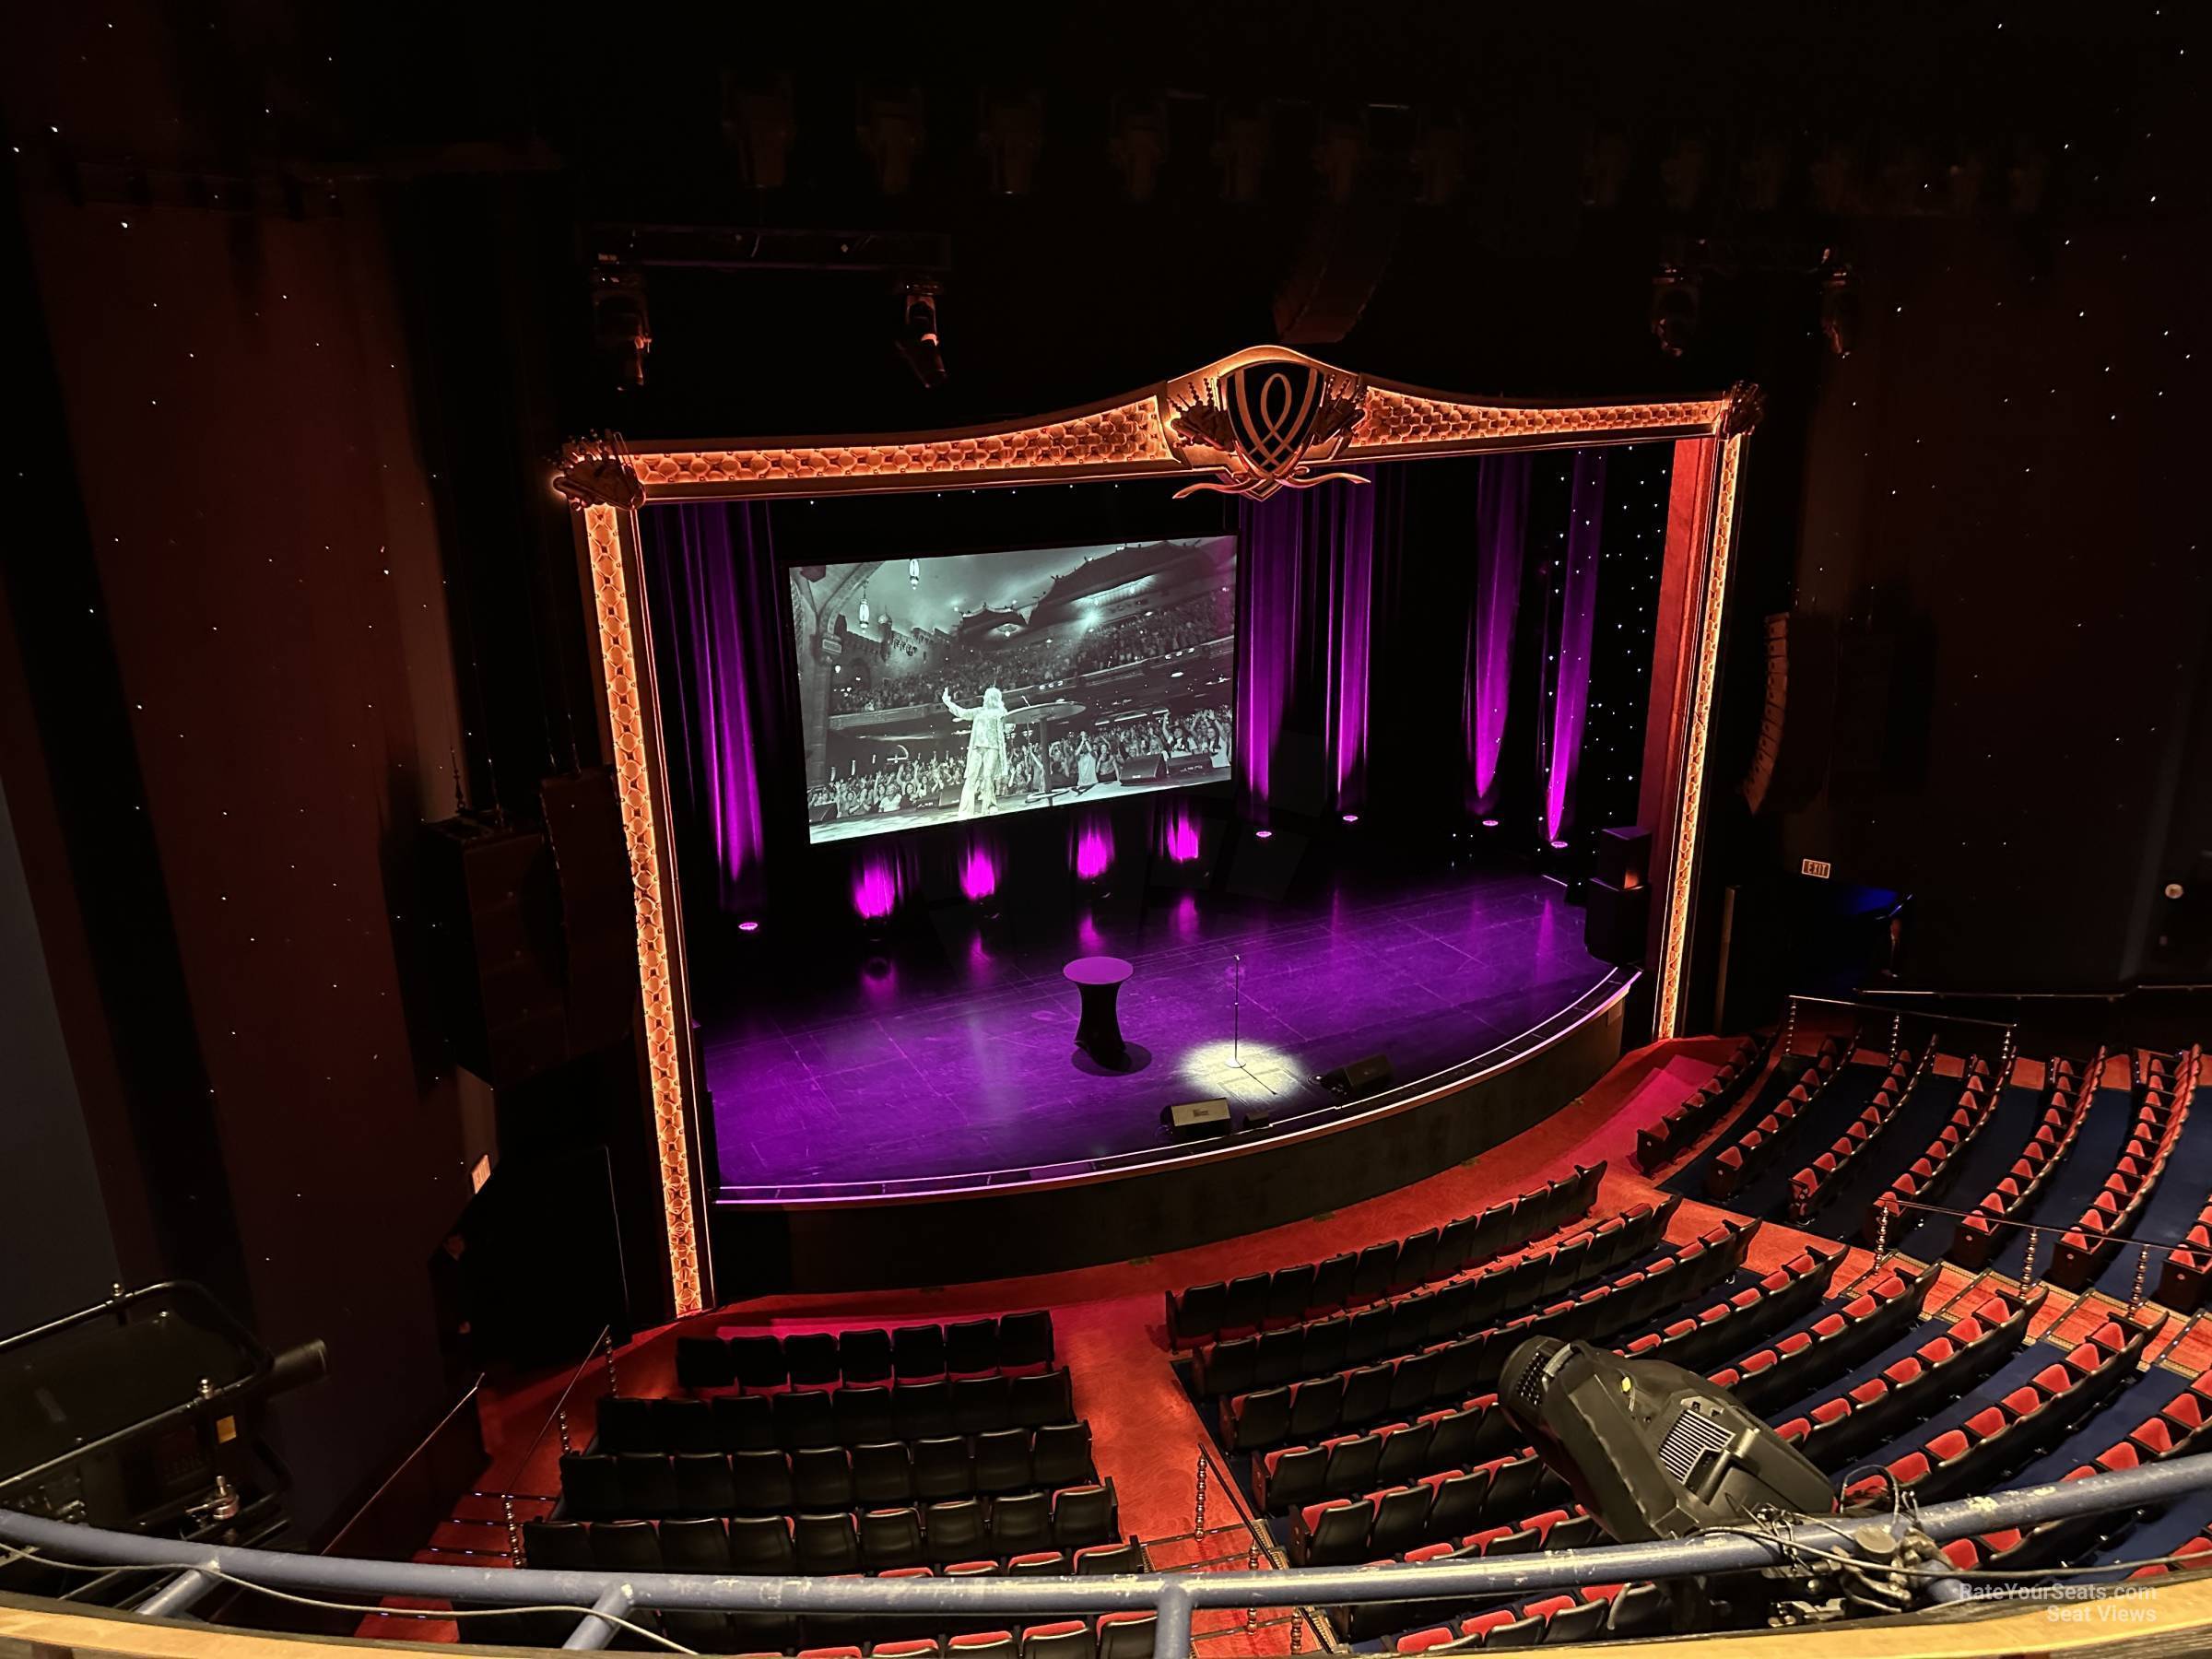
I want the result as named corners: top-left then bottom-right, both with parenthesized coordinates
top-left (794, 535), bottom-right (1236, 844)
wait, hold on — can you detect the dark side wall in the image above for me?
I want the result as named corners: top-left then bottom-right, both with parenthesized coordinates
top-left (2, 15), bottom-right (477, 1532)
top-left (1724, 206), bottom-right (2212, 993)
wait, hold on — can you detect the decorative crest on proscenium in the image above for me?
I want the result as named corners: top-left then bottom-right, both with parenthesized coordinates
top-left (1159, 348), bottom-right (1369, 500)
top-left (554, 431), bottom-right (647, 512)
top-left (1718, 381), bottom-right (1767, 440)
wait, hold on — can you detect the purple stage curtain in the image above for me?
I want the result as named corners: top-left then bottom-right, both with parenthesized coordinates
top-left (1236, 474), bottom-right (1377, 819)
top-left (639, 501), bottom-right (794, 915)
top-left (1544, 452), bottom-right (1607, 843)
top-left (1464, 453), bottom-right (1531, 817)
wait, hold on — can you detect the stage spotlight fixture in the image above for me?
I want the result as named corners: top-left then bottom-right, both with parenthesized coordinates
top-left (1818, 260), bottom-right (1859, 359)
top-left (737, 919), bottom-right (760, 934)
top-left (591, 265), bottom-right (652, 389)
top-left (1341, 813), bottom-right (1360, 824)
top-left (1481, 818), bottom-right (1501, 829)
top-left (1500, 1336), bottom-right (1853, 1624)
top-left (896, 279), bottom-right (947, 388)
top-left (1253, 829), bottom-right (1274, 840)
top-left (1649, 265), bottom-right (1700, 359)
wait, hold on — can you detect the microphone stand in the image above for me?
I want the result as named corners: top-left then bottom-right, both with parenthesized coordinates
top-left (1229, 953), bottom-right (1277, 1094)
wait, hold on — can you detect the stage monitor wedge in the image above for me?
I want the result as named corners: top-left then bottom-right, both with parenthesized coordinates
top-left (1319, 1053), bottom-right (1394, 1099)
top-left (1161, 1098), bottom-right (1232, 1139)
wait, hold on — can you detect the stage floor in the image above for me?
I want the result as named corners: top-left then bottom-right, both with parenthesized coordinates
top-left (702, 859), bottom-right (1614, 1194)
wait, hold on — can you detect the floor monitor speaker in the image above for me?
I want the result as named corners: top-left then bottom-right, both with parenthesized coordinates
top-left (1319, 1053), bottom-right (1394, 1099)
top-left (1595, 827), bottom-right (1653, 891)
top-left (1586, 877), bottom-right (1652, 966)
top-left (1161, 1098), bottom-right (1232, 1138)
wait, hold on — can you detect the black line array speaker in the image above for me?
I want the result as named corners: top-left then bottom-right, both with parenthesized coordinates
top-left (1319, 1053), bottom-right (1394, 1099)
top-left (542, 769), bottom-right (635, 1053)
top-left (421, 817), bottom-right (567, 1087)
top-left (1161, 1098), bottom-right (1232, 1138)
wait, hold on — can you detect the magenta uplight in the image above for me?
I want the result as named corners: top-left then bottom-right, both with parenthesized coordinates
top-left (960, 845), bottom-right (998, 901)
top-left (1341, 812), bottom-right (1360, 824)
top-left (1253, 828), bottom-right (1274, 840)
top-left (1074, 817), bottom-right (1113, 880)
top-left (852, 855), bottom-right (900, 921)
top-left (1162, 803), bottom-right (1201, 863)
top-left (737, 919), bottom-right (761, 933)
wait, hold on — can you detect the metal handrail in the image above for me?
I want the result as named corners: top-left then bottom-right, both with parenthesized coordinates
top-left (13, 1453), bottom-right (2212, 1653)
top-left (1784, 992), bottom-right (2018, 1031)
top-left (1858, 983), bottom-right (2212, 1004)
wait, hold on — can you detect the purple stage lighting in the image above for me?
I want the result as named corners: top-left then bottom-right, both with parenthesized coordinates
top-left (737, 919), bottom-right (761, 933)
top-left (853, 853), bottom-right (900, 921)
top-left (1074, 817), bottom-right (1113, 880)
top-left (1162, 804), bottom-right (1201, 863)
top-left (1341, 812), bottom-right (1360, 825)
top-left (960, 843), bottom-right (998, 901)
top-left (1253, 828), bottom-right (1274, 840)
top-left (1545, 451), bottom-right (1607, 844)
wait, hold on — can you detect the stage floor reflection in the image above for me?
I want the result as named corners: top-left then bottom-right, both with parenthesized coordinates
top-left (703, 861), bottom-right (1609, 1193)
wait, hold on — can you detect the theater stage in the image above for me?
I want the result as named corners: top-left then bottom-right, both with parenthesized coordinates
top-left (701, 859), bottom-right (1620, 1197)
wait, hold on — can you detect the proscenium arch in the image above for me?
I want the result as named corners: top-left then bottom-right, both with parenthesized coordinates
top-left (554, 348), bottom-right (1756, 1315)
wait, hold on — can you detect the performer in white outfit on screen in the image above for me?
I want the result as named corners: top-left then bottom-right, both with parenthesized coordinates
top-left (944, 685), bottom-right (1009, 818)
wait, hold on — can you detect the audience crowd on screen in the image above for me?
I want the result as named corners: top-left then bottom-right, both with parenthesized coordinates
top-left (809, 702), bottom-right (1232, 823)
top-left (829, 588), bottom-right (1230, 715)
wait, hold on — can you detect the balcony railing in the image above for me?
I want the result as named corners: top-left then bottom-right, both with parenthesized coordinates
top-left (9, 1451), bottom-right (2212, 1653)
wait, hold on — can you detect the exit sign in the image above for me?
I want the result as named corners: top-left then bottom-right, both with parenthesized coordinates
top-left (1802, 858), bottom-right (1832, 879)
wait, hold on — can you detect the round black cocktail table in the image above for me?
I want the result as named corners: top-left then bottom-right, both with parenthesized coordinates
top-left (1064, 955), bottom-right (1135, 1067)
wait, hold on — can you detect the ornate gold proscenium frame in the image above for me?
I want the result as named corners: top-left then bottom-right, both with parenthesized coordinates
top-left (556, 347), bottom-right (1757, 1315)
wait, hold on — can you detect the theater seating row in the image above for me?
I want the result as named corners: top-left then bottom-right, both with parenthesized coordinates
top-left (1165, 1165), bottom-right (1603, 1348)
top-left (1705, 1034), bottom-right (1852, 1201)
top-left (1192, 1198), bottom-right (1677, 1402)
top-left (1273, 1228), bottom-right (1757, 1563)
top-left (681, 1312), bottom-right (1056, 1392)
top-left (1288, 1466), bottom-right (1588, 1569)
top-left (2155, 1109), bottom-right (2212, 1312)
top-left (1864, 1058), bottom-right (2009, 1246)
top-left (597, 1373), bottom-right (1078, 1455)
top-left (1949, 1051), bottom-right (2104, 1269)
top-left (1700, 1260), bottom-right (1937, 1416)
top-left (1262, 1249), bottom-right (1882, 1518)
top-left (518, 1525), bottom-right (1159, 1659)
top-left (1265, 1239), bottom-right (1849, 1512)
top-left (1770, 1286), bottom-right (2040, 1470)
top-left (675, 1618), bottom-right (1156, 1659)
top-left (1217, 1214), bottom-right (1743, 1455)
top-left (556, 1476), bottom-right (1121, 1559)
top-left (1253, 1404), bottom-right (1516, 1514)
top-left (566, 1425), bottom-right (1095, 1516)
top-left (1939, 1365), bottom-right (2212, 1579)
top-left (1784, 1048), bottom-right (1955, 1223)
top-left (1617, 1243), bottom-right (1847, 1373)
top-left (1332, 1295), bottom-right (2103, 1645)
top-left (1634, 1034), bottom-right (1771, 1173)
top-left (1391, 1582), bottom-right (1673, 1652)
top-left (1841, 1313), bottom-right (2157, 1506)
top-left (525, 1510), bottom-right (1134, 1580)
top-left (2049, 1048), bottom-right (2200, 1289)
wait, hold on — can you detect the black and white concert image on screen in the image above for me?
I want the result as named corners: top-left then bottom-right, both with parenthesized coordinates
top-left (791, 536), bottom-right (1236, 844)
